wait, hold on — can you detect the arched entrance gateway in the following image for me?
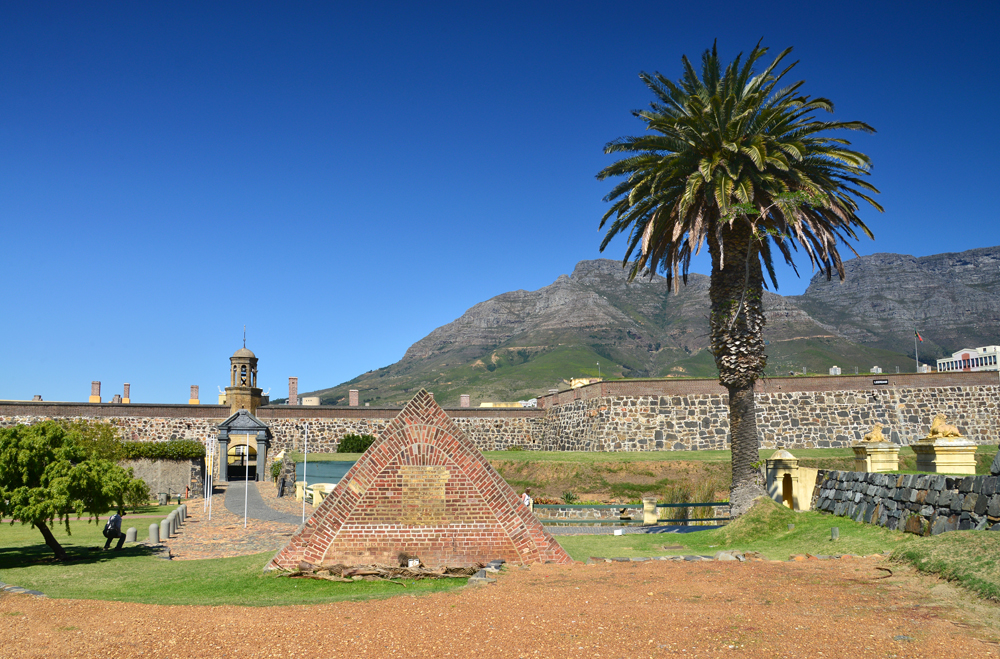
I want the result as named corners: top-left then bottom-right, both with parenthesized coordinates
top-left (216, 344), bottom-right (271, 482)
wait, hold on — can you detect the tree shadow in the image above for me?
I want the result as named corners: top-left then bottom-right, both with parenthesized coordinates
top-left (0, 542), bottom-right (162, 570)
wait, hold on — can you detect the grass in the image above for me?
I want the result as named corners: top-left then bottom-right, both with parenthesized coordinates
top-left (557, 499), bottom-right (916, 561)
top-left (0, 517), bottom-right (465, 605)
top-left (891, 532), bottom-right (1000, 601)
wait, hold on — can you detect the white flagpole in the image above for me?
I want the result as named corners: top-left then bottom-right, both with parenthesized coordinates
top-left (301, 424), bottom-right (308, 524)
top-left (915, 331), bottom-right (919, 372)
top-left (244, 444), bottom-right (249, 528)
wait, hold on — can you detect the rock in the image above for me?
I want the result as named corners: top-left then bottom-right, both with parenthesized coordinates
top-left (713, 550), bottom-right (743, 562)
top-left (467, 569), bottom-right (496, 586)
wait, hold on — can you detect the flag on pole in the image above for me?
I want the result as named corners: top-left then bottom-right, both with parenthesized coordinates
top-left (915, 331), bottom-right (923, 342)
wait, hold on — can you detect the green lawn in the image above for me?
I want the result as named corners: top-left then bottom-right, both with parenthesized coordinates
top-left (556, 500), bottom-right (914, 561)
top-left (556, 498), bottom-right (1000, 602)
top-left (0, 516), bottom-right (465, 605)
top-left (293, 448), bottom-right (856, 464)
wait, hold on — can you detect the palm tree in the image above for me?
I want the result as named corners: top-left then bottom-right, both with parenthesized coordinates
top-left (597, 42), bottom-right (881, 516)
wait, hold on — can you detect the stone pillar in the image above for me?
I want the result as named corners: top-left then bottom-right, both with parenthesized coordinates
top-left (256, 432), bottom-right (269, 482)
top-left (89, 381), bottom-right (101, 403)
top-left (289, 377), bottom-right (298, 406)
top-left (852, 442), bottom-right (900, 472)
top-left (911, 436), bottom-right (978, 474)
top-left (189, 385), bottom-right (200, 405)
top-left (123, 383), bottom-right (130, 404)
top-left (642, 497), bottom-right (658, 525)
top-left (160, 519), bottom-right (170, 540)
top-left (460, 394), bottom-right (470, 408)
top-left (217, 436), bottom-right (230, 482)
top-left (349, 390), bottom-right (359, 406)
top-left (149, 524), bottom-right (159, 544)
top-left (125, 527), bottom-right (137, 543)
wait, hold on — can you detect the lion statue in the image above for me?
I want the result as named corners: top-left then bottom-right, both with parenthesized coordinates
top-left (862, 423), bottom-right (885, 442)
top-left (927, 414), bottom-right (962, 438)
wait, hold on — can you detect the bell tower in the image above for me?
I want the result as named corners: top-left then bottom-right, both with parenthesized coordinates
top-left (226, 346), bottom-right (262, 415)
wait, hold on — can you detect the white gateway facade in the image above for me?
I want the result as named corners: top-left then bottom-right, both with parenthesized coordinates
top-left (937, 346), bottom-right (1000, 372)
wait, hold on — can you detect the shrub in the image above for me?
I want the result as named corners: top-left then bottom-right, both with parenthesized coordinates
top-left (337, 433), bottom-right (375, 453)
top-left (119, 439), bottom-right (205, 460)
top-left (506, 445), bottom-right (524, 452)
top-left (562, 491), bottom-right (579, 504)
top-left (270, 461), bottom-right (283, 480)
top-left (124, 477), bottom-right (151, 510)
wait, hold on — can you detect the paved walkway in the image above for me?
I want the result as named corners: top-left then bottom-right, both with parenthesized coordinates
top-left (223, 480), bottom-right (302, 524)
top-left (546, 524), bottom-right (722, 535)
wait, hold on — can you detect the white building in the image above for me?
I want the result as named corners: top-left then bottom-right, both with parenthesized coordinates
top-left (870, 366), bottom-right (882, 374)
top-left (937, 346), bottom-right (1000, 372)
top-left (829, 366), bottom-right (842, 375)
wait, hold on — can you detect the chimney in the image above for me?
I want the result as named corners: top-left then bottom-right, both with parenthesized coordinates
top-left (349, 389), bottom-right (359, 407)
top-left (123, 383), bottom-right (131, 404)
top-left (289, 377), bottom-right (298, 406)
top-left (31, 395), bottom-right (42, 402)
top-left (89, 381), bottom-right (102, 403)
top-left (189, 385), bottom-right (200, 405)
top-left (460, 394), bottom-right (470, 408)
top-left (111, 394), bottom-right (122, 404)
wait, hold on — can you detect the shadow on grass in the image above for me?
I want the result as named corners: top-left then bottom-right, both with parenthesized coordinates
top-left (0, 542), bottom-right (162, 570)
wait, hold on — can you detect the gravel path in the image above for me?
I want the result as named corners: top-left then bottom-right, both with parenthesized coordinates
top-left (546, 524), bottom-right (721, 535)
top-left (2, 558), bottom-right (999, 657)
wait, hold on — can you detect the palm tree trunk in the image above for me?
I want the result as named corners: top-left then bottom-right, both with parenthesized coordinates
top-left (34, 521), bottom-right (68, 561)
top-left (708, 219), bottom-right (767, 517)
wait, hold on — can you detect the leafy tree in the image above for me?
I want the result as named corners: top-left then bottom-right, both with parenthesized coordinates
top-left (0, 422), bottom-right (146, 560)
top-left (597, 42), bottom-right (881, 515)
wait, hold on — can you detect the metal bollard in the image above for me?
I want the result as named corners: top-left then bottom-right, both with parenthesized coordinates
top-left (125, 527), bottom-right (137, 543)
top-left (149, 523), bottom-right (160, 544)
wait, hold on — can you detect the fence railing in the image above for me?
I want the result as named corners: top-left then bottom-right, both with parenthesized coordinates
top-left (534, 501), bottom-right (730, 526)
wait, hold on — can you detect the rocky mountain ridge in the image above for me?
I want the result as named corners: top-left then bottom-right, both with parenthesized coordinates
top-left (304, 246), bottom-right (1000, 406)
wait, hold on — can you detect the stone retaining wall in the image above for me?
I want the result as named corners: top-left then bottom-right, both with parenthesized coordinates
top-left (3, 372), bottom-right (999, 454)
top-left (533, 505), bottom-right (643, 521)
top-left (537, 382), bottom-right (1000, 451)
top-left (812, 469), bottom-right (1000, 535)
top-left (124, 458), bottom-right (204, 498)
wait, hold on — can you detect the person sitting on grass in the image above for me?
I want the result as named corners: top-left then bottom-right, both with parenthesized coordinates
top-left (103, 510), bottom-right (127, 551)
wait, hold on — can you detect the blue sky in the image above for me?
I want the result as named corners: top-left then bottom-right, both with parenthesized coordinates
top-left (2, 1), bottom-right (997, 404)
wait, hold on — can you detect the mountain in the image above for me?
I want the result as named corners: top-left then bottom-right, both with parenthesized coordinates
top-left (304, 244), bottom-right (1000, 407)
top-left (791, 246), bottom-right (1000, 360)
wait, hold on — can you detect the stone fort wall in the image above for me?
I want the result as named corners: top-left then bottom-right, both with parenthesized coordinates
top-left (3, 372), bottom-right (998, 454)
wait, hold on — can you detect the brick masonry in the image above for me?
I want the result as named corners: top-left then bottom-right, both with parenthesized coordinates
top-left (812, 469), bottom-right (1000, 535)
top-left (268, 390), bottom-right (572, 569)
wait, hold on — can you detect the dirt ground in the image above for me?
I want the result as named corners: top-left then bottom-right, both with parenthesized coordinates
top-left (3, 553), bottom-right (1000, 657)
top-left (3, 485), bottom-right (999, 658)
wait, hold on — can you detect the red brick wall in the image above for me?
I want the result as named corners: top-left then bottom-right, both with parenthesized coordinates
top-left (268, 390), bottom-right (571, 569)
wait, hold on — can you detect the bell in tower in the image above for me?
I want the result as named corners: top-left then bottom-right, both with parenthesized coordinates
top-left (225, 346), bottom-right (262, 415)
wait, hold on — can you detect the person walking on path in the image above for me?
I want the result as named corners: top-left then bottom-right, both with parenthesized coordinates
top-left (103, 511), bottom-right (126, 550)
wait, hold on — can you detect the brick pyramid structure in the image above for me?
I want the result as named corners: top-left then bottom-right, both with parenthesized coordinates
top-left (268, 390), bottom-right (571, 569)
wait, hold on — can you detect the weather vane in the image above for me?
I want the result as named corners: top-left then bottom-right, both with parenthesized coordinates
top-left (243, 325), bottom-right (246, 348)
